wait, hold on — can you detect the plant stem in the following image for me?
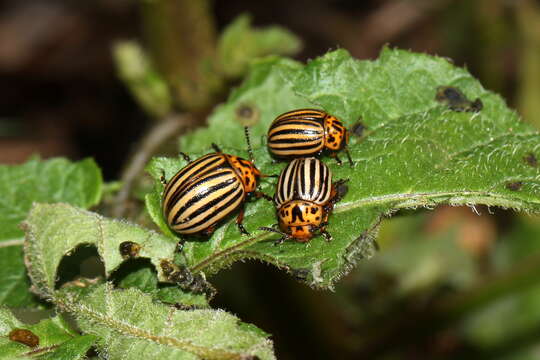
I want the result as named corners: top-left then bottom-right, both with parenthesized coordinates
top-left (112, 113), bottom-right (194, 218)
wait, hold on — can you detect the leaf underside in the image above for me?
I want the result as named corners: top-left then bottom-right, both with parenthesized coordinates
top-left (146, 47), bottom-right (540, 289)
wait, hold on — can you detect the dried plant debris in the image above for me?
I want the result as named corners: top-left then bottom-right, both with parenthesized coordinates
top-left (8, 329), bottom-right (39, 348)
top-left (351, 121), bottom-right (366, 137)
top-left (436, 86), bottom-right (483, 112)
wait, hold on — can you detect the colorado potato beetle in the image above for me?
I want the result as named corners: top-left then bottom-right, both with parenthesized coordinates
top-left (267, 109), bottom-right (353, 166)
top-left (259, 157), bottom-right (347, 243)
top-left (162, 128), bottom-right (270, 237)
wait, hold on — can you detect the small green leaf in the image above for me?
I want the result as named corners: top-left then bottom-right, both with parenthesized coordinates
top-left (148, 48), bottom-right (540, 289)
top-left (55, 283), bottom-right (275, 360)
top-left (113, 41), bottom-right (172, 118)
top-left (23, 203), bottom-right (177, 300)
top-left (0, 247), bottom-right (36, 307)
top-left (0, 307), bottom-right (94, 359)
top-left (0, 157), bottom-right (103, 307)
top-left (217, 14), bottom-right (302, 78)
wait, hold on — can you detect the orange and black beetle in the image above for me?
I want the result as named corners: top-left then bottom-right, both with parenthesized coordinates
top-left (267, 109), bottom-right (353, 166)
top-left (260, 157), bottom-right (347, 243)
top-left (162, 128), bottom-right (271, 236)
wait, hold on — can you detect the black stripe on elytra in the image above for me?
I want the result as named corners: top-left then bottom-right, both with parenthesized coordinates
top-left (166, 171), bottom-right (232, 214)
top-left (281, 161), bottom-right (296, 204)
top-left (170, 175), bottom-right (237, 222)
top-left (273, 118), bottom-right (323, 126)
top-left (269, 128), bottom-right (322, 137)
top-left (318, 162), bottom-right (327, 202)
top-left (172, 155), bottom-right (222, 183)
top-left (309, 159), bottom-right (316, 197)
top-left (181, 186), bottom-right (244, 231)
top-left (299, 159), bottom-right (307, 196)
top-left (279, 111), bottom-right (326, 119)
top-left (269, 137), bottom-right (323, 145)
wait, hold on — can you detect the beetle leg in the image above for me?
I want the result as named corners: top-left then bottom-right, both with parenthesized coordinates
top-left (274, 236), bottom-right (287, 245)
top-left (334, 154), bottom-right (343, 166)
top-left (236, 207), bottom-right (250, 235)
top-left (258, 226), bottom-right (288, 244)
top-left (175, 240), bottom-right (186, 253)
top-left (254, 191), bottom-right (273, 202)
top-left (261, 174), bottom-right (279, 178)
top-left (201, 225), bottom-right (216, 237)
top-left (345, 147), bottom-right (354, 167)
top-left (179, 152), bottom-right (191, 162)
top-left (320, 229), bottom-right (333, 242)
top-left (211, 143), bottom-right (222, 153)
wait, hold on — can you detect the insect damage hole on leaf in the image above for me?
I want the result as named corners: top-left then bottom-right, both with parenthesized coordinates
top-left (55, 245), bottom-right (104, 290)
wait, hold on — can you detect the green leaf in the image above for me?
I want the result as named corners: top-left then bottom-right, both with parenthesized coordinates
top-left (55, 283), bottom-right (275, 360)
top-left (0, 157), bottom-right (103, 307)
top-left (217, 14), bottom-right (302, 78)
top-left (23, 203), bottom-right (177, 300)
top-left (148, 47), bottom-right (540, 289)
top-left (0, 307), bottom-right (95, 359)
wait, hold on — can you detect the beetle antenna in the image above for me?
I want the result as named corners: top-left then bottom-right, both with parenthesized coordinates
top-left (244, 126), bottom-right (255, 163)
top-left (211, 143), bottom-right (222, 153)
top-left (345, 147), bottom-right (354, 167)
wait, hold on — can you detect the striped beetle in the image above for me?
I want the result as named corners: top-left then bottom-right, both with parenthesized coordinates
top-left (267, 109), bottom-right (353, 166)
top-left (161, 128), bottom-right (271, 237)
top-left (259, 157), bottom-right (347, 243)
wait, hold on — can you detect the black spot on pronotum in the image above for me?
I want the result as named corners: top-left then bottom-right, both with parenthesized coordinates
top-left (119, 241), bottom-right (141, 259)
top-left (311, 207), bottom-right (318, 214)
top-left (524, 153), bottom-right (538, 167)
top-left (291, 205), bottom-right (304, 222)
top-left (9, 329), bottom-right (39, 347)
top-left (235, 104), bottom-right (260, 126)
top-left (351, 121), bottom-right (366, 137)
top-left (435, 86), bottom-right (482, 113)
top-left (506, 181), bottom-right (523, 191)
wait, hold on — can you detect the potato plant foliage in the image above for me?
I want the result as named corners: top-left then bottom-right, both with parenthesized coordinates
top-left (0, 47), bottom-right (538, 360)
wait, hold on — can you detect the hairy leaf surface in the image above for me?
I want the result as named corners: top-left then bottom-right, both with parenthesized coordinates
top-left (54, 283), bottom-right (275, 360)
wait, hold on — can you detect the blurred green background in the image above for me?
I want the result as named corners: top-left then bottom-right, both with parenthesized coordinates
top-left (2, 0), bottom-right (540, 359)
